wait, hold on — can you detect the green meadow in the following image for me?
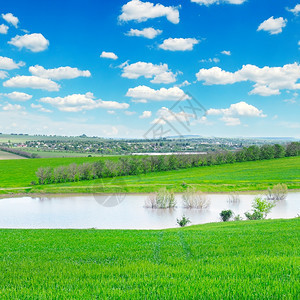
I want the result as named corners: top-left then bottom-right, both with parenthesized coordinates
top-left (0, 219), bottom-right (298, 299)
top-left (0, 156), bottom-right (299, 194)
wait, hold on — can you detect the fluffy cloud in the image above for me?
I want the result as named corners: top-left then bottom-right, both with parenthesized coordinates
top-left (196, 63), bottom-right (300, 96)
top-left (221, 50), bottom-right (231, 56)
top-left (287, 4), bottom-right (300, 16)
top-left (159, 38), bottom-right (199, 51)
top-left (119, 0), bottom-right (180, 24)
top-left (40, 92), bottom-right (129, 112)
top-left (152, 107), bottom-right (194, 125)
top-left (8, 33), bottom-right (49, 52)
top-left (220, 116), bottom-right (241, 126)
top-left (257, 16), bottom-right (287, 35)
top-left (31, 104), bottom-right (52, 113)
top-left (100, 51), bottom-right (118, 60)
top-left (207, 101), bottom-right (266, 118)
top-left (0, 56), bottom-right (25, 70)
top-left (3, 76), bottom-right (60, 91)
top-left (126, 85), bottom-right (189, 101)
top-left (2, 91), bottom-right (32, 101)
top-left (3, 103), bottom-right (23, 111)
top-left (2, 13), bottom-right (19, 28)
top-left (121, 62), bottom-right (177, 84)
top-left (191, 0), bottom-right (246, 5)
top-left (199, 58), bottom-right (220, 63)
top-left (29, 65), bottom-right (91, 80)
top-left (126, 27), bottom-right (162, 39)
top-left (0, 24), bottom-right (9, 34)
top-left (139, 110), bottom-right (152, 118)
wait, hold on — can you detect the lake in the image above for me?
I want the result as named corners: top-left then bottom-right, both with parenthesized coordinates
top-left (0, 192), bottom-right (299, 229)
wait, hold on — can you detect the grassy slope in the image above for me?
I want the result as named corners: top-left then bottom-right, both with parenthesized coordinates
top-left (0, 219), bottom-right (298, 299)
top-left (0, 156), bottom-right (299, 194)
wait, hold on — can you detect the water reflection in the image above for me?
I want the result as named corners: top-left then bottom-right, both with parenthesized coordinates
top-left (0, 193), bottom-right (298, 229)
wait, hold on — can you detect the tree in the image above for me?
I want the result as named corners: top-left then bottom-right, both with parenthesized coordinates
top-left (286, 142), bottom-right (300, 157)
top-left (259, 145), bottom-right (275, 160)
top-left (36, 167), bottom-right (52, 185)
top-left (273, 144), bottom-right (285, 158)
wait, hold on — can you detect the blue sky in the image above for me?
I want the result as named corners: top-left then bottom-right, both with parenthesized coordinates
top-left (0, 0), bottom-right (299, 138)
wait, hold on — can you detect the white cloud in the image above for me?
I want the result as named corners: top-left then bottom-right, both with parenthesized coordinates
top-left (257, 16), bottom-right (287, 35)
top-left (126, 27), bottom-right (162, 39)
top-left (0, 56), bottom-right (25, 70)
top-left (8, 33), bottom-right (49, 52)
top-left (176, 80), bottom-right (191, 88)
top-left (3, 103), bottom-right (23, 111)
top-left (119, 0), bottom-right (180, 24)
top-left (124, 110), bottom-right (136, 116)
top-left (151, 107), bottom-right (194, 125)
top-left (196, 63), bottom-right (300, 96)
top-left (29, 65), bottom-right (91, 80)
top-left (3, 76), bottom-right (60, 91)
top-left (191, 0), bottom-right (246, 5)
top-left (40, 92), bottom-right (129, 112)
top-left (100, 51), bottom-right (118, 60)
top-left (220, 116), bottom-right (241, 126)
top-left (0, 71), bottom-right (8, 79)
top-left (132, 99), bottom-right (148, 103)
top-left (2, 91), bottom-right (32, 101)
top-left (126, 85), bottom-right (189, 101)
top-left (199, 58), bottom-right (220, 63)
top-left (121, 61), bottom-right (177, 84)
top-left (31, 104), bottom-right (52, 113)
top-left (207, 101), bottom-right (266, 118)
top-left (221, 50), bottom-right (231, 56)
top-left (2, 13), bottom-right (19, 28)
top-left (0, 24), bottom-right (9, 34)
top-left (287, 4), bottom-right (300, 16)
top-left (159, 38), bottom-right (199, 51)
top-left (139, 110), bottom-right (152, 118)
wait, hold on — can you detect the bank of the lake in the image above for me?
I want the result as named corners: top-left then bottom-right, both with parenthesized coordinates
top-left (0, 156), bottom-right (299, 195)
top-left (0, 218), bottom-right (298, 298)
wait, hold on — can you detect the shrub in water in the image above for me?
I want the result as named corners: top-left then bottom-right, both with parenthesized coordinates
top-left (265, 183), bottom-right (288, 201)
top-left (220, 210), bottom-right (233, 222)
top-left (182, 187), bottom-right (210, 209)
top-left (145, 188), bottom-right (176, 208)
top-left (227, 192), bottom-right (240, 203)
top-left (177, 215), bottom-right (191, 227)
top-left (245, 197), bottom-right (276, 220)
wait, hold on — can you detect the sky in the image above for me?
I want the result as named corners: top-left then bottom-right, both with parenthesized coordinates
top-left (0, 0), bottom-right (299, 138)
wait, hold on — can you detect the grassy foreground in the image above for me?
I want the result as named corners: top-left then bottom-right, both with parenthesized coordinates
top-left (0, 156), bottom-right (299, 194)
top-left (0, 219), bottom-right (299, 299)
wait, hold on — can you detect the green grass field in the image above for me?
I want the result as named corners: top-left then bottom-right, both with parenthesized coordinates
top-left (0, 156), bottom-right (299, 194)
top-left (0, 219), bottom-right (298, 299)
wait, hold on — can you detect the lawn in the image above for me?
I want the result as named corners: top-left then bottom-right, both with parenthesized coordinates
top-left (0, 156), bottom-right (299, 194)
top-left (0, 218), bottom-right (298, 299)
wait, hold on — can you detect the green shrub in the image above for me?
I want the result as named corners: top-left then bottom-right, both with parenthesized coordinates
top-left (177, 215), bottom-right (191, 227)
top-left (220, 210), bottom-right (233, 222)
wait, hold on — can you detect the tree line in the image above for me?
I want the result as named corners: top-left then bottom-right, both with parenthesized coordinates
top-left (35, 142), bottom-right (300, 185)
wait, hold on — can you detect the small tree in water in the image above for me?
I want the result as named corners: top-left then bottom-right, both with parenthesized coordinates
top-left (220, 210), bottom-right (233, 222)
top-left (245, 197), bottom-right (276, 220)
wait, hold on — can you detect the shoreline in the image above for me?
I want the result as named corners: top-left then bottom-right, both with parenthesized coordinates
top-left (1, 189), bottom-right (300, 199)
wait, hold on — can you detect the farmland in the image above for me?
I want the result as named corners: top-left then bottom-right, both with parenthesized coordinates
top-left (0, 219), bottom-right (298, 298)
top-left (0, 150), bottom-right (26, 160)
top-left (0, 156), bottom-right (299, 194)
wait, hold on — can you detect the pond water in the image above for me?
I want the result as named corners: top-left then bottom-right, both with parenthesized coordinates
top-left (0, 193), bottom-right (299, 229)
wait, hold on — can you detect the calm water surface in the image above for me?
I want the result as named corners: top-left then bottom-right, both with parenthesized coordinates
top-left (0, 193), bottom-right (299, 229)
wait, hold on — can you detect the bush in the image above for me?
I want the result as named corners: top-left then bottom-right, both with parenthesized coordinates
top-left (265, 183), bottom-right (288, 201)
top-left (182, 187), bottom-right (210, 209)
top-left (245, 197), bottom-right (276, 220)
top-left (234, 214), bottom-right (243, 221)
top-left (145, 188), bottom-right (176, 208)
top-left (220, 210), bottom-right (233, 222)
top-left (177, 215), bottom-right (191, 227)
top-left (227, 192), bottom-right (240, 203)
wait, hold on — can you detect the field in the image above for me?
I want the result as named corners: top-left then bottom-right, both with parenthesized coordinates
top-left (0, 219), bottom-right (298, 298)
top-left (23, 149), bottom-right (105, 158)
top-left (0, 150), bottom-right (26, 160)
top-left (0, 156), bottom-right (299, 194)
